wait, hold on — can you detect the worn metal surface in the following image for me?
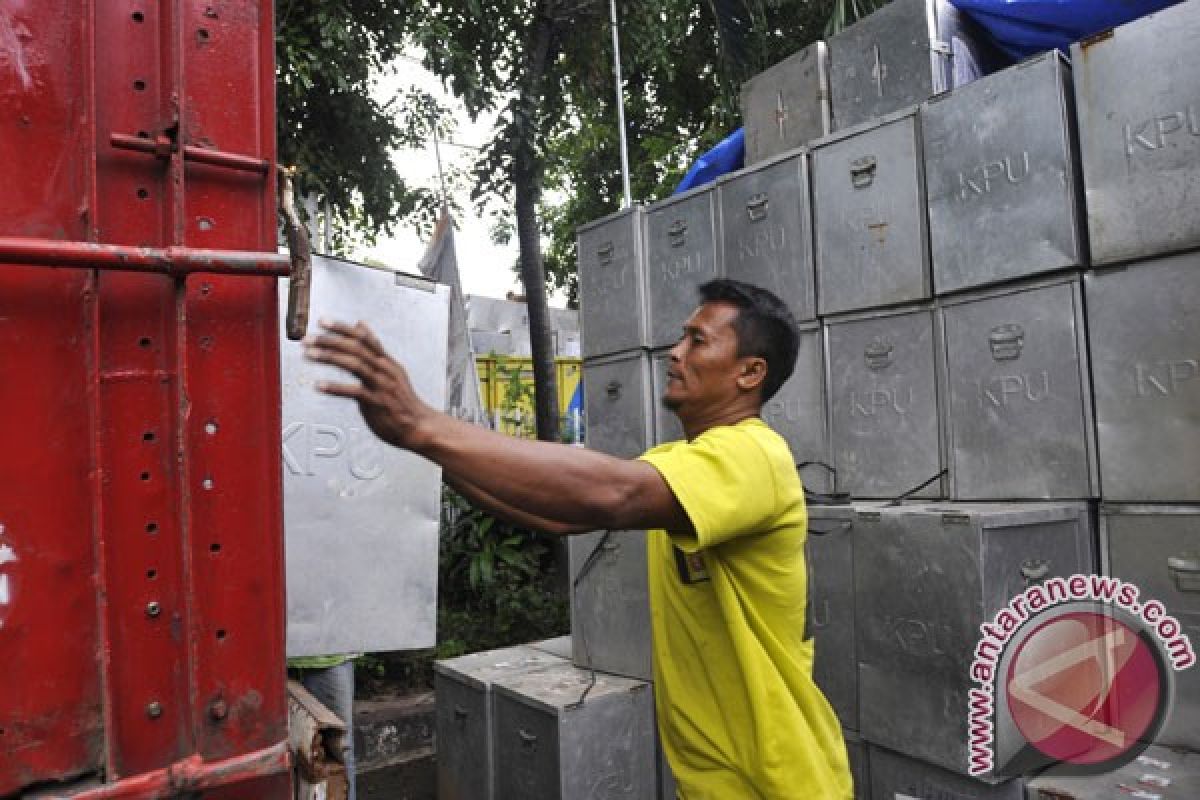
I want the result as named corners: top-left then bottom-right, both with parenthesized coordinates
top-left (491, 663), bottom-right (655, 799)
top-left (1026, 743), bottom-right (1200, 799)
top-left (939, 276), bottom-right (1097, 500)
top-left (825, 306), bottom-right (944, 499)
top-left (578, 206), bottom-right (647, 358)
top-left (827, 0), bottom-right (1002, 131)
top-left (433, 646), bottom-right (567, 800)
top-left (868, 744), bottom-right (1025, 800)
top-left (643, 186), bottom-right (720, 349)
top-left (855, 503), bottom-right (1093, 775)
top-left (813, 110), bottom-right (930, 315)
top-left (842, 729), bottom-right (869, 800)
top-left (583, 351), bottom-right (653, 459)
top-left (280, 257), bottom-right (447, 656)
top-left (1101, 505), bottom-right (1200, 751)
top-left (763, 324), bottom-right (831, 494)
top-left (0, 0), bottom-right (288, 796)
top-left (923, 52), bottom-right (1086, 295)
top-left (1071, 2), bottom-right (1200, 265)
top-left (807, 506), bottom-right (859, 730)
top-left (717, 151), bottom-right (816, 322)
top-left (1086, 254), bottom-right (1200, 503)
top-left (741, 42), bottom-right (830, 165)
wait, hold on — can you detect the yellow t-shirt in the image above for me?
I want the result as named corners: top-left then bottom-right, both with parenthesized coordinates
top-left (639, 417), bottom-right (852, 800)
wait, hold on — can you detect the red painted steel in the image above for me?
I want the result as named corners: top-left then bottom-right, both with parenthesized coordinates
top-left (0, 0), bottom-right (289, 796)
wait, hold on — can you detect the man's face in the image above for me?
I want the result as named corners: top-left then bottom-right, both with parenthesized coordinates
top-left (662, 301), bottom-right (744, 414)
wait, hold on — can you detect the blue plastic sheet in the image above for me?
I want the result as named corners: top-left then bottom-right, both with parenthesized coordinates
top-left (950, 0), bottom-right (1182, 60)
top-left (673, 127), bottom-right (744, 194)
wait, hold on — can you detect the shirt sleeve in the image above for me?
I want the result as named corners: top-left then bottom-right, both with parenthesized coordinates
top-left (638, 425), bottom-right (780, 552)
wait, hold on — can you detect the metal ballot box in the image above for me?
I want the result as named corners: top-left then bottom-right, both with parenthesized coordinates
top-left (741, 41), bottom-right (831, 165)
top-left (813, 108), bottom-right (930, 315)
top-left (574, 351), bottom-right (654, 680)
top-left (939, 275), bottom-right (1098, 501)
top-left (643, 185), bottom-right (720, 349)
top-left (807, 504), bottom-right (863, 731)
top-left (717, 149), bottom-right (816, 322)
top-left (764, 324), bottom-right (832, 494)
top-left (280, 256), bottom-right (448, 657)
top-left (843, 729), bottom-right (870, 800)
top-left (434, 646), bottom-right (568, 800)
top-left (1086, 252), bottom-right (1200, 503)
top-left (854, 503), bottom-right (1094, 776)
top-left (491, 663), bottom-right (656, 800)
top-left (1101, 505), bottom-right (1200, 752)
top-left (923, 51), bottom-right (1086, 295)
top-left (1071, 1), bottom-right (1200, 265)
top-left (868, 744), bottom-right (1025, 800)
top-left (578, 206), bottom-right (648, 358)
top-left (827, 0), bottom-right (1003, 131)
top-left (825, 305), bottom-right (945, 499)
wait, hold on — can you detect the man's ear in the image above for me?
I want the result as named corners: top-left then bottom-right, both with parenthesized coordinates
top-left (736, 357), bottom-right (768, 393)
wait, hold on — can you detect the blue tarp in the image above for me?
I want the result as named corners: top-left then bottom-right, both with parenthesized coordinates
top-left (950, 0), bottom-right (1183, 60)
top-left (673, 127), bottom-right (744, 194)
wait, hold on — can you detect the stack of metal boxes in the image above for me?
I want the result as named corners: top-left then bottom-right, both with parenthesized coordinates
top-left (557, 3), bottom-right (1199, 799)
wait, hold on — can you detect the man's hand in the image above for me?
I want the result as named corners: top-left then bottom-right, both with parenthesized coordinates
top-left (304, 319), bottom-right (432, 451)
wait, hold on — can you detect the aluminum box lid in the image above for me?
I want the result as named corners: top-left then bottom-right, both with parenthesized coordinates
top-left (434, 645), bottom-right (567, 693)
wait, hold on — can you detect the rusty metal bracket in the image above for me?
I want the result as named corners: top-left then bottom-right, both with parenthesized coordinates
top-left (278, 167), bottom-right (313, 340)
top-left (0, 236), bottom-right (290, 276)
top-left (110, 132), bottom-right (270, 175)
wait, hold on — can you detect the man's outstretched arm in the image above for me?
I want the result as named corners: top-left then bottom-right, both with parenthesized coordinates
top-left (444, 473), bottom-right (593, 536)
top-left (305, 319), bottom-right (693, 536)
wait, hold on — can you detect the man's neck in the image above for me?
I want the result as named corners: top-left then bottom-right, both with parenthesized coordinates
top-left (680, 404), bottom-right (761, 441)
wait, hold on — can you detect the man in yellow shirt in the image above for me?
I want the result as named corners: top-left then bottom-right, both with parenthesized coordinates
top-left (306, 278), bottom-right (852, 798)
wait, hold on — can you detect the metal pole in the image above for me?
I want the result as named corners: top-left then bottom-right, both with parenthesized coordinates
top-left (609, 0), bottom-right (633, 208)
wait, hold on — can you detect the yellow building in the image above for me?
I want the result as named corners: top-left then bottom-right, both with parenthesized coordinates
top-left (475, 355), bottom-right (583, 441)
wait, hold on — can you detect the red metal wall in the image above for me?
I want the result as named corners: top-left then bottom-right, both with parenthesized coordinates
top-left (0, 1), bottom-right (288, 796)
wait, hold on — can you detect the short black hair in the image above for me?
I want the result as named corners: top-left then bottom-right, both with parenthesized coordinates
top-left (697, 278), bottom-right (799, 404)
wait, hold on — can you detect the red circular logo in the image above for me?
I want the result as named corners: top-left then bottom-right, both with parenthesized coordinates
top-left (1006, 610), bottom-right (1165, 766)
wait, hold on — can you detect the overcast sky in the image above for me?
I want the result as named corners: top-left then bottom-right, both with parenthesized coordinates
top-left (351, 54), bottom-right (568, 305)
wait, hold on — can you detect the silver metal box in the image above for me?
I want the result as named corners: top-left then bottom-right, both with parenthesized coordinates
top-left (1071, 2), bottom-right (1200, 265)
top-left (718, 150), bottom-right (816, 322)
top-left (923, 51), bottom-right (1087, 295)
top-left (869, 744), bottom-right (1025, 800)
top-left (569, 527), bottom-right (653, 682)
top-left (808, 505), bottom-right (860, 730)
top-left (578, 206), bottom-right (648, 358)
top-left (939, 276), bottom-right (1098, 500)
top-left (741, 41), bottom-right (831, 165)
top-left (1027, 744), bottom-right (1200, 800)
top-left (491, 663), bottom-right (656, 800)
top-left (649, 348), bottom-right (686, 446)
top-left (855, 503), bottom-right (1095, 775)
top-left (434, 645), bottom-right (568, 800)
top-left (529, 635), bottom-right (572, 660)
top-left (766, 324), bottom-right (831, 493)
top-left (1101, 504), bottom-right (1200, 751)
top-left (813, 109), bottom-right (930, 315)
top-left (827, 0), bottom-right (1003, 131)
top-left (1086, 253), bottom-right (1200, 503)
top-left (825, 305), bottom-right (944, 499)
top-left (280, 257), bottom-right (448, 657)
top-left (583, 351), bottom-right (653, 459)
top-left (643, 186), bottom-right (719, 349)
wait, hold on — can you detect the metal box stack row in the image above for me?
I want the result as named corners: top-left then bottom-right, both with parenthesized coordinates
top-left (558, 2), bottom-right (1200, 798)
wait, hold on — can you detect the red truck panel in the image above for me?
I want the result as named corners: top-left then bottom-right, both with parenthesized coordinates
top-left (0, 1), bottom-right (288, 796)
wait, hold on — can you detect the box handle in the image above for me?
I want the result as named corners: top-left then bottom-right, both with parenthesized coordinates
top-left (453, 704), bottom-right (469, 723)
top-left (1168, 555), bottom-right (1200, 593)
top-left (1021, 559), bottom-right (1050, 584)
top-left (850, 156), bottom-right (877, 189)
top-left (519, 728), bottom-right (538, 750)
top-left (667, 219), bottom-right (688, 247)
top-left (596, 241), bottom-right (614, 265)
top-left (746, 193), bottom-right (769, 222)
top-left (606, 380), bottom-right (622, 400)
